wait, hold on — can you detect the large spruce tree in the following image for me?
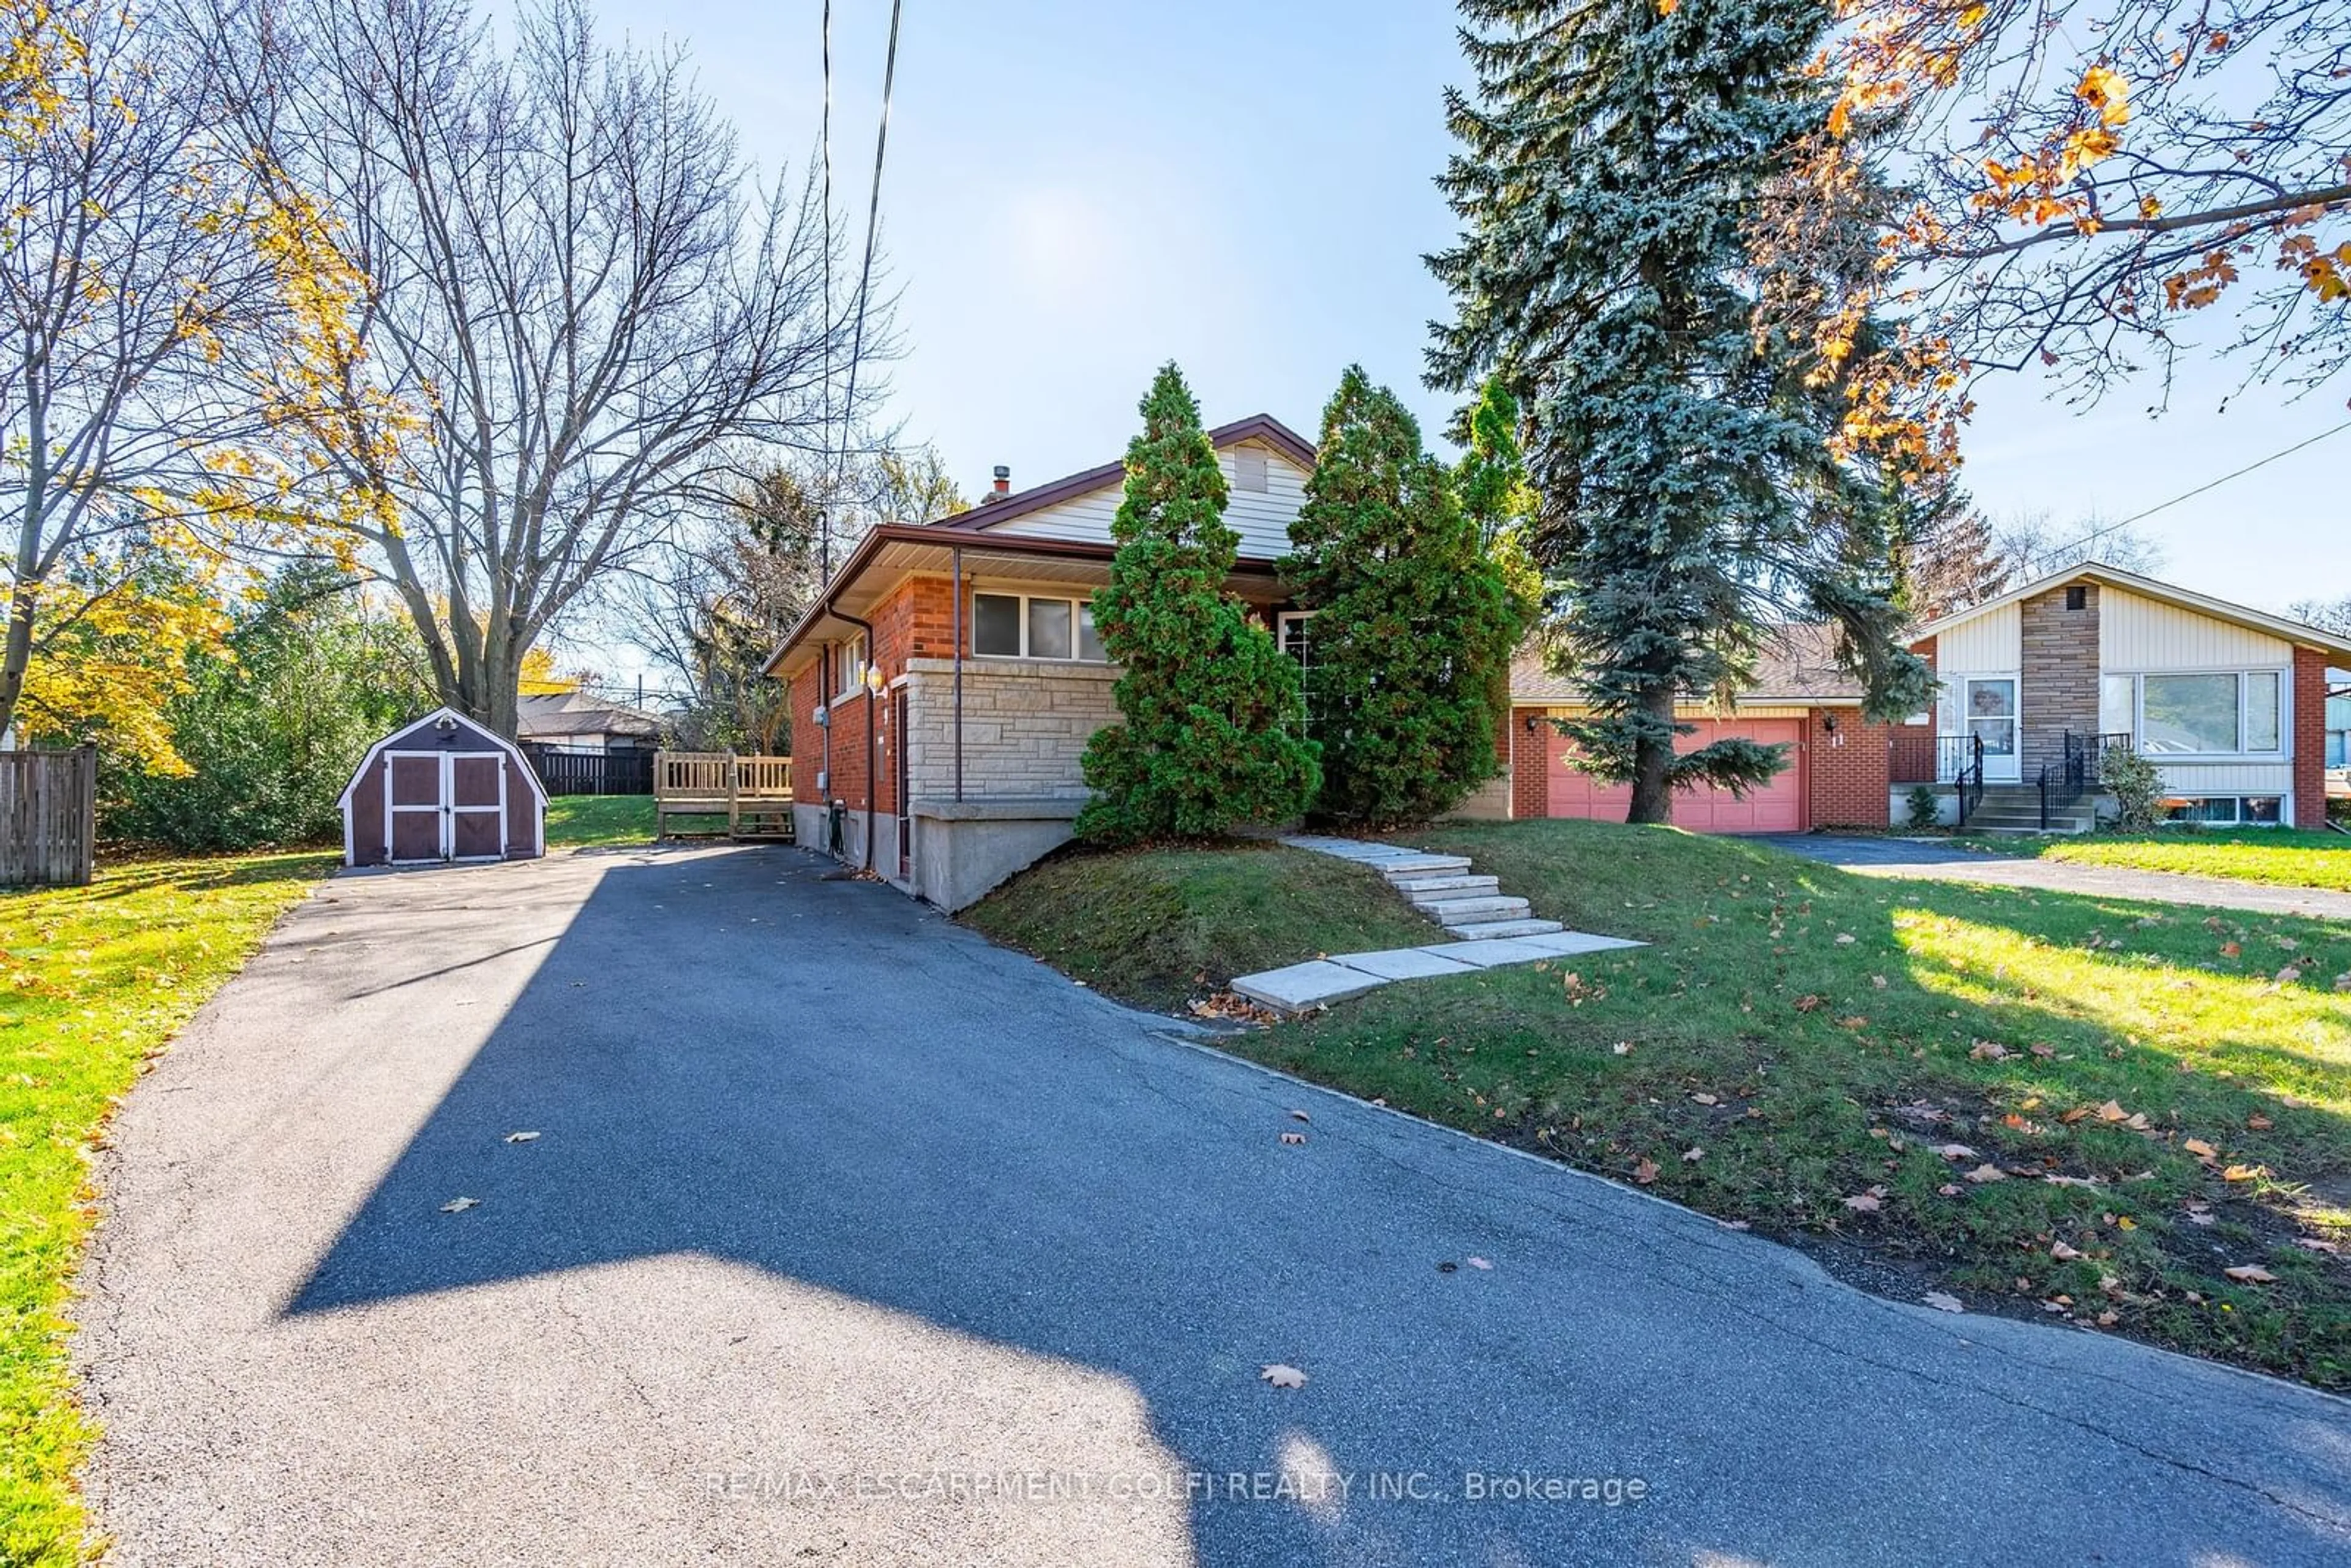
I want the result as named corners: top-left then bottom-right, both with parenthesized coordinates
top-left (1427, 0), bottom-right (1932, 823)
top-left (1078, 365), bottom-right (1319, 844)
top-left (1282, 367), bottom-right (1523, 827)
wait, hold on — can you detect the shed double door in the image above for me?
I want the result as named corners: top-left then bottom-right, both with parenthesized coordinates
top-left (386, 751), bottom-right (507, 863)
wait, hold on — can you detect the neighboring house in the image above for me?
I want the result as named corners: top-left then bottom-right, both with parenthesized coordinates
top-left (765, 415), bottom-right (1372, 909)
top-left (1504, 563), bottom-right (2351, 833)
top-left (515, 692), bottom-right (664, 755)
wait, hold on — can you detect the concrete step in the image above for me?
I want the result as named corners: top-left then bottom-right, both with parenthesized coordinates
top-left (1400, 877), bottom-right (1503, 904)
top-left (1387, 871), bottom-right (1499, 896)
top-left (1378, 854), bottom-right (1475, 876)
top-left (1443, 917), bottom-right (1566, 939)
top-left (1414, 894), bottom-right (1531, 922)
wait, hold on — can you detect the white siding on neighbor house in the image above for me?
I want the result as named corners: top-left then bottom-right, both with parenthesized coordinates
top-left (1937, 603), bottom-right (2020, 672)
top-left (972, 439), bottom-right (1310, 561)
top-left (2100, 588), bottom-right (2290, 670)
top-left (2153, 760), bottom-right (2293, 795)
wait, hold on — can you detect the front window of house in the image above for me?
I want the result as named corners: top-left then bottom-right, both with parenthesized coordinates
top-left (972, 593), bottom-right (1106, 661)
top-left (2127, 670), bottom-right (2284, 756)
top-left (1277, 610), bottom-right (1314, 667)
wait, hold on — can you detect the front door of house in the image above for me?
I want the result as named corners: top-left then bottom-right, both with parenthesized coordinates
top-left (1965, 678), bottom-right (2021, 782)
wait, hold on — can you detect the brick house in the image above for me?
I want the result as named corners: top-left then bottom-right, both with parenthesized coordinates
top-left (1504, 563), bottom-right (2351, 833)
top-left (764, 416), bottom-right (1321, 909)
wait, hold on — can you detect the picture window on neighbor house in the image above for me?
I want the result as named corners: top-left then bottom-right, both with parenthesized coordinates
top-left (1232, 448), bottom-right (1269, 492)
top-left (2064, 585), bottom-right (2087, 610)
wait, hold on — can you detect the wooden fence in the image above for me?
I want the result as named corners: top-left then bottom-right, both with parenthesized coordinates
top-left (1, 745), bottom-right (97, 888)
top-left (521, 743), bottom-right (654, 797)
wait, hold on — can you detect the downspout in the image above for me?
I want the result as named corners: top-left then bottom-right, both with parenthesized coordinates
top-left (834, 604), bottom-right (879, 873)
top-left (951, 546), bottom-right (964, 802)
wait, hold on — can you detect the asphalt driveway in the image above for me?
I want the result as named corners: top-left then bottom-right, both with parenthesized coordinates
top-left (1763, 833), bottom-right (2351, 921)
top-left (78, 844), bottom-right (2351, 1565)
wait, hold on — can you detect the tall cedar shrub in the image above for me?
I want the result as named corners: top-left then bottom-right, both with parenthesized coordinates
top-left (1282, 367), bottom-right (1523, 827)
top-left (1076, 365), bottom-right (1319, 843)
top-left (1428, 0), bottom-right (1932, 823)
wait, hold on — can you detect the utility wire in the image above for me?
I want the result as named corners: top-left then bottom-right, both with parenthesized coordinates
top-left (835, 0), bottom-right (903, 539)
top-left (818, 0), bottom-right (834, 585)
top-left (2027, 416), bottom-right (2351, 571)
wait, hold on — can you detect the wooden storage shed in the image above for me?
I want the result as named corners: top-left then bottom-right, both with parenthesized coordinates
top-left (339, 708), bottom-right (546, 868)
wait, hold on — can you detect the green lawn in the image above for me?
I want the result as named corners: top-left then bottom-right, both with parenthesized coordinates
top-left (543, 793), bottom-right (656, 847)
top-left (964, 841), bottom-right (1439, 1015)
top-left (1982, 827), bottom-right (2351, 893)
top-left (1, 852), bottom-right (332, 1565)
top-left (973, 819), bottom-right (2351, 1388)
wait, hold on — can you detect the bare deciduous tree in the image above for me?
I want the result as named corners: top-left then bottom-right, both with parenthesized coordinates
top-left (216, 0), bottom-right (869, 736)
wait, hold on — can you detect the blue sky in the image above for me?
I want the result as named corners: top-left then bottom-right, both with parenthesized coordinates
top-left (589, 0), bottom-right (2349, 678)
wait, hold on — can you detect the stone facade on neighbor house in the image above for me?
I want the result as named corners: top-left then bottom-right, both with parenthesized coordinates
top-left (2018, 581), bottom-right (2101, 781)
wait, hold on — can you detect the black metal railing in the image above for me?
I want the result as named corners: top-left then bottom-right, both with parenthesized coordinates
top-left (1889, 732), bottom-right (1988, 787)
top-left (2037, 730), bottom-right (2134, 828)
top-left (1955, 733), bottom-right (1985, 828)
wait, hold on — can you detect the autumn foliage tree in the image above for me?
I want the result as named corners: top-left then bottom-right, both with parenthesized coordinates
top-left (1817, 0), bottom-right (2351, 396)
top-left (0, 1), bottom-right (347, 767)
top-left (1282, 367), bottom-right (1523, 827)
top-left (1078, 365), bottom-right (1318, 844)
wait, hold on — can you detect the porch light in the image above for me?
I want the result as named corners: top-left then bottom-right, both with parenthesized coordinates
top-left (864, 666), bottom-right (885, 695)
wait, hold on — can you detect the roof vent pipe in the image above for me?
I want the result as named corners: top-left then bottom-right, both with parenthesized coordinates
top-left (986, 465), bottom-right (1011, 501)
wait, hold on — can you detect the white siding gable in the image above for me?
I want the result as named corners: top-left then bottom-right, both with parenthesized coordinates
top-left (1937, 603), bottom-right (2019, 672)
top-left (2100, 588), bottom-right (2290, 670)
top-left (969, 438), bottom-right (1310, 562)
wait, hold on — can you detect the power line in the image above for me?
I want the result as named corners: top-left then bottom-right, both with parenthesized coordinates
top-left (2028, 416), bottom-right (2351, 570)
top-left (834, 0), bottom-right (902, 531)
top-left (818, 0), bottom-right (834, 586)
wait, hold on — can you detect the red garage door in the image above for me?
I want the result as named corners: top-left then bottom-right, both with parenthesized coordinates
top-left (1546, 719), bottom-right (1805, 833)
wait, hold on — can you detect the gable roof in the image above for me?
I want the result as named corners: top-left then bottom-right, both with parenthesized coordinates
top-left (516, 691), bottom-right (663, 741)
top-left (926, 413), bottom-right (1315, 537)
top-left (1512, 625), bottom-right (1869, 707)
top-left (1915, 561), bottom-right (2351, 662)
top-left (334, 707), bottom-right (549, 811)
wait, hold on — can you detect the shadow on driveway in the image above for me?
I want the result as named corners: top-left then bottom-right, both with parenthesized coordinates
top-left (79, 846), bottom-right (2351, 1566)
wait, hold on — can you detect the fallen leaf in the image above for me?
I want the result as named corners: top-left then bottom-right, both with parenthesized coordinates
top-left (1279, 1131), bottom-right (1307, 1146)
top-left (2028, 1043), bottom-right (2055, 1059)
top-left (1632, 1157), bottom-right (1660, 1185)
top-left (1922, 1291), bottom-right (1965, 1313)
top-left (1843, 1191), bottom-right (1883, 1212)
top-left (1793, 994), bottom-right (1825, 1013)
top-left (2221, 1164), bottom-right (2263, 1182)
top-left (1612, 1042), bottom-right (1633, 1056)
top-left (1937, 1183), bottom-right (1963, 1196)
top-left (2221, 941), bottom-right (2241, 958)
top-left (1964, 1163), bottom-right (2008, 1184)
top-left (2186, 1210), bottom-right (2217, 1227)
top-left (1260, 1364), bottom-right (1309, 1389)
top-left (2095, 1310), bottom-right (2120, 1327)
top-left (2115, 1215), bottom-right (2137, 1231)
top-left (2096, 1100), bottom-right (2128, 1122)
top-left (2050, 1240), bottom-right (2083, 1261)
top-left (1835, 932), bottom-right (1856, 945)
top-left (2043, 1174), bottom-right (2100, 1189)
top-left (1691, 1092), bottom-right (1719, 1106)
top-left (2276, 966), bottom-right (2303, 984)
top-left (1289, 1109), bottom-right (1311, 1123)
top-left (504, 1130), bottom-right (540, 1144)
top-left (1970, 1041), bottom-right (2009, 1061)
top-left (1682, 1146), bottom-right (1705, 1163)
top-left (1466, 1256), bottom-right (1493, 1269)
top-left (2183, 1138), bottom-right (2218, 1159)
top-left (2059, 1106), bottom-right (2092, 1124)
top-left (2294, 1238), bottom-right (2341, 1255)
top-left (2222, 1265), bottom-right (2276, 1284)
top-left (2247, 1113), bottom-right (2273, 1130)
top-left (440, 1196), bottom-right (479, 1214)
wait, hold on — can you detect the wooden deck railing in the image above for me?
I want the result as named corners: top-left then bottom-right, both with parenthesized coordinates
top-left (653, 751), bottom-right (793, 838)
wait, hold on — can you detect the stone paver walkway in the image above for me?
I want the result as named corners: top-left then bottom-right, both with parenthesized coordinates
top-left (1229, 836), bottom-right (1643, 1013)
